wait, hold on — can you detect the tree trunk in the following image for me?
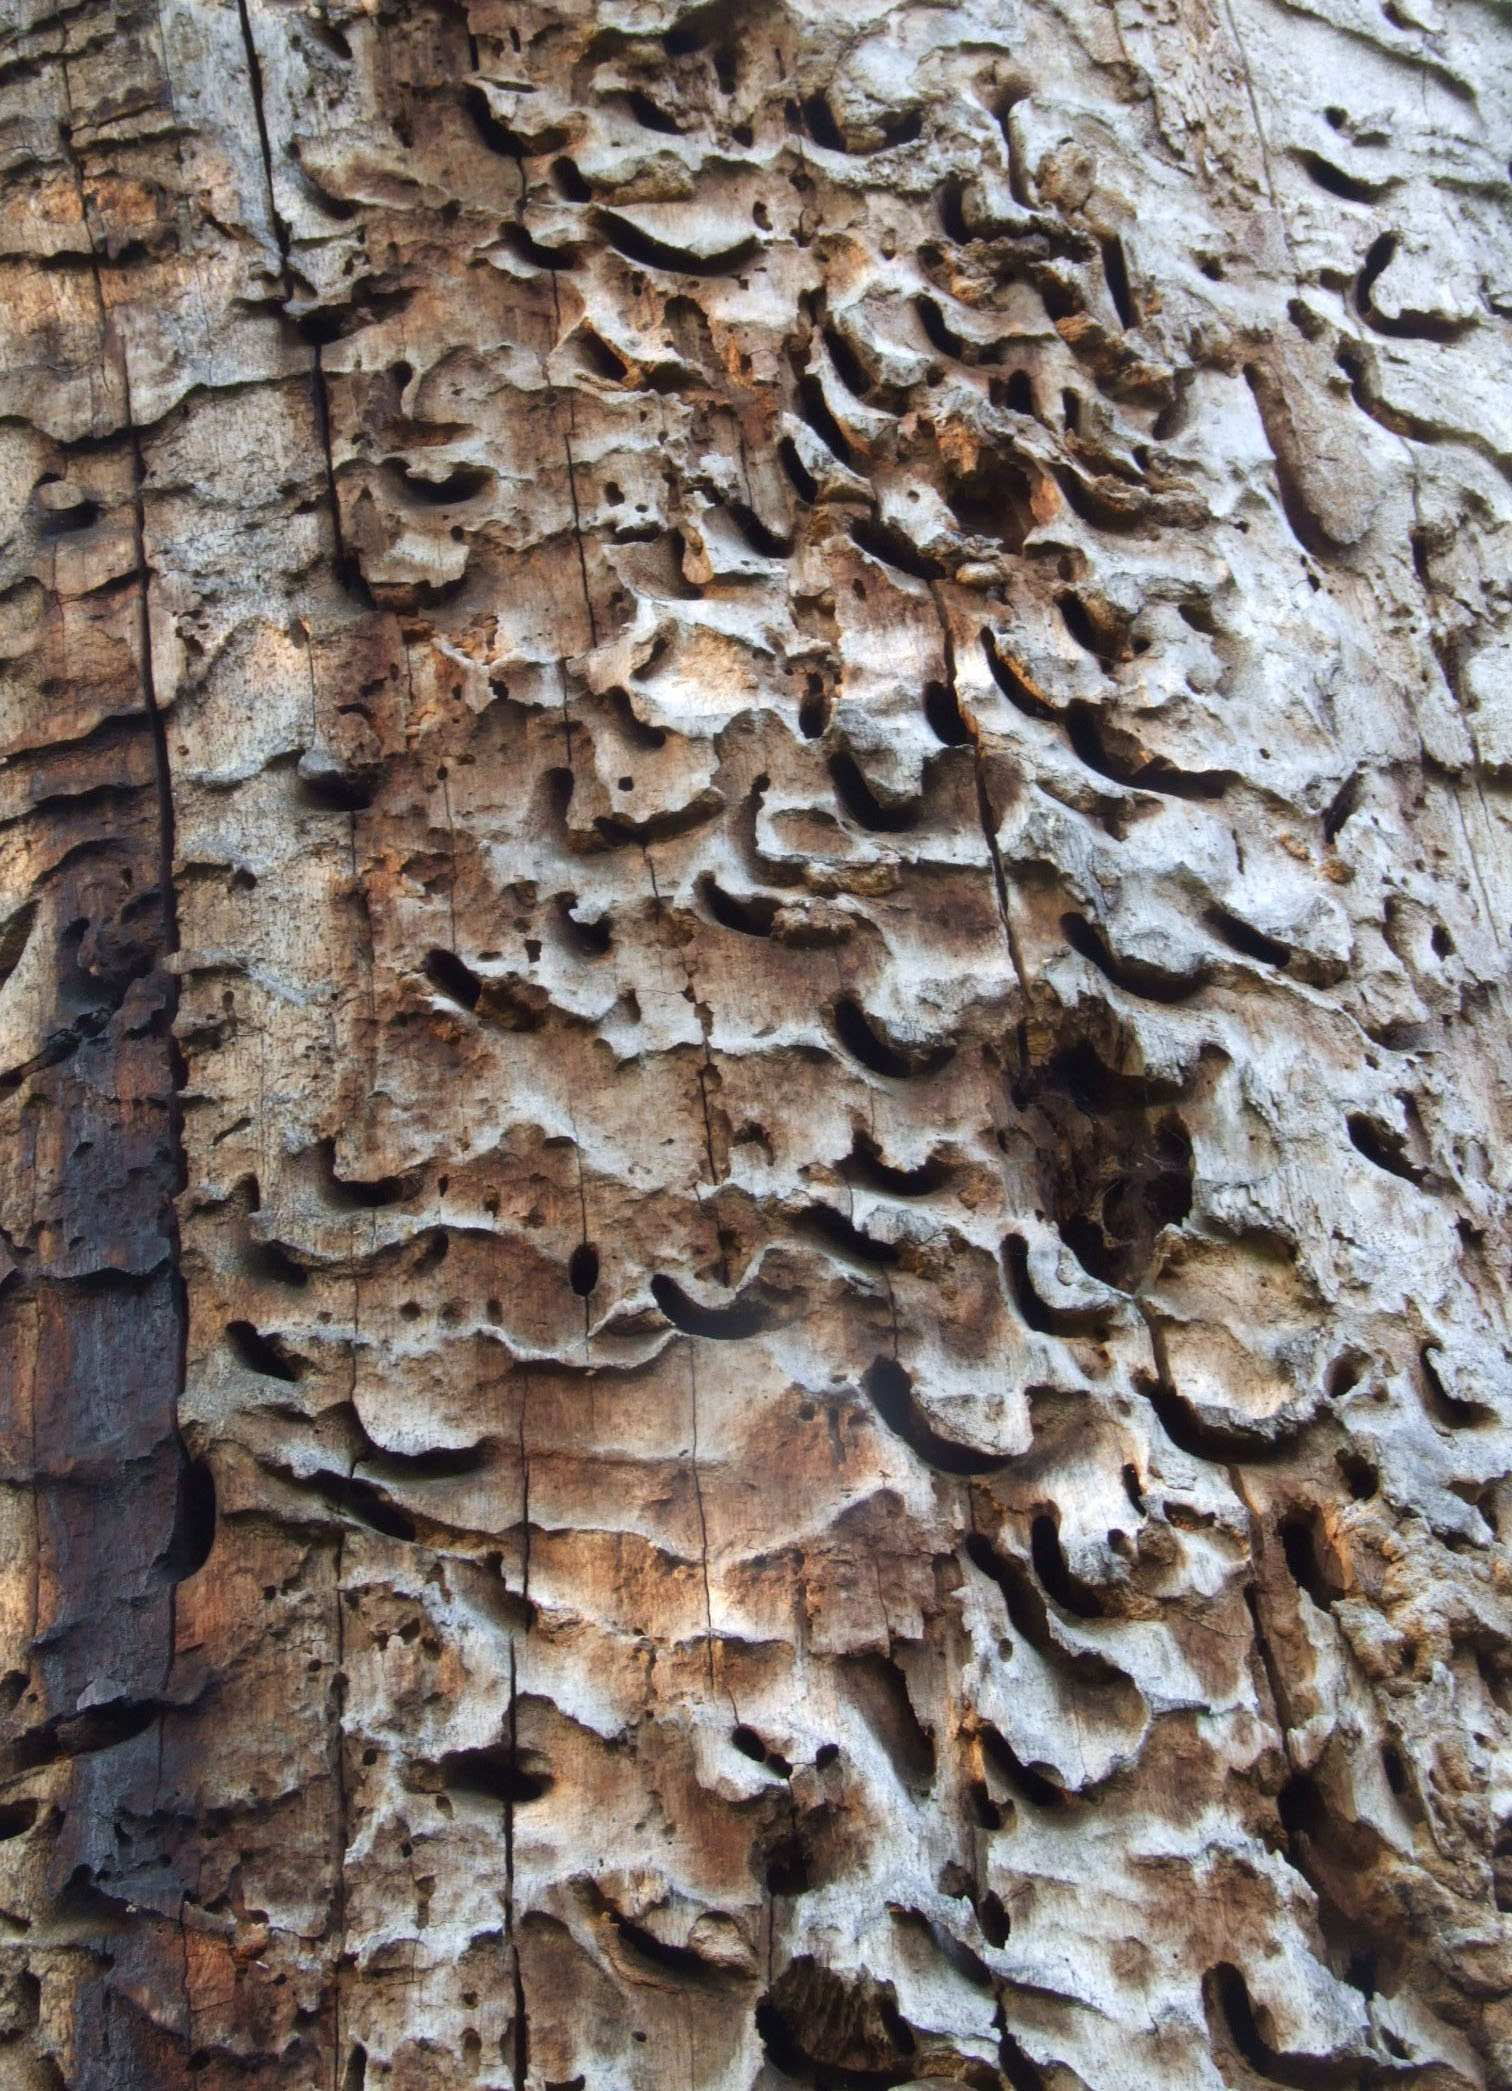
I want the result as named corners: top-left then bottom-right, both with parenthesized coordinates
top-left (2, 0), bottom-right (1510, 2084)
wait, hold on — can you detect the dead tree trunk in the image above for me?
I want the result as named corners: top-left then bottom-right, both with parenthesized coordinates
top-left (2, 0), bottom-right (1511, 2083)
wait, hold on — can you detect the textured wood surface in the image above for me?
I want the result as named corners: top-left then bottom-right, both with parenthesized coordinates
top-left (2, 0), bottom-right (1511, 2084)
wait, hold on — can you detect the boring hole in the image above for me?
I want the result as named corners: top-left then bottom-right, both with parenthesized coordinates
top-left (924, 679), bottom-right (971, 746)
top-left (226, 1320), bottom-right (303, 1383)
top-left (424, 947), bottom-right (483, 1012)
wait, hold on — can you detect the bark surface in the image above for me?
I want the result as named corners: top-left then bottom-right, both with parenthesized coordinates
top-left (2, 0), bottom-right (1511, 2085)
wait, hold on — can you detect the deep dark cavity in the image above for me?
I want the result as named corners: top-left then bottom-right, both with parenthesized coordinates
top-left (829, 748), bottom-right (922, 833)
top-left (1099, 234), bottom-right (1137, 328)
top-left (1346, 1111), bottom-right (1423, 1187)
top-left (425, 945), bottom-right (484, 1011)
top-left (701, 873), bottom-right (779, 936)
top-left (863, 1358), bottom-right (1008, 1475)
top-left (1029, 1513), bottom-right (1105, 1619)
top-left (440, 1740), bottom-right (553, 1806)
top-left (1029, 1046), bottom-right (1194, 1291)
top-left (1278, 1508), bottom-right (1342, 1610)
top-left (925, 678), bottom-right (972, 745)
top-left (226, 1318), bottom-right (305, 1382)
top-left (651, 1271), bottom-right (770, 1339)
top-left (832, 996), bottom-right (953, 1080)
top-left (1003, 1234), bottom-right (1112, 1340)
top-left (841, 1128), bottom-right (948, 1198)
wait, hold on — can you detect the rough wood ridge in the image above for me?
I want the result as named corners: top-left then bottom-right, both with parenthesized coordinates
top-left (1, 0), bottom-right (1510, 2083)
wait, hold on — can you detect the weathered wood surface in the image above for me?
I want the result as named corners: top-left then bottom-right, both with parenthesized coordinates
top-left (2, 0), bottom-right (1511, 2083)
